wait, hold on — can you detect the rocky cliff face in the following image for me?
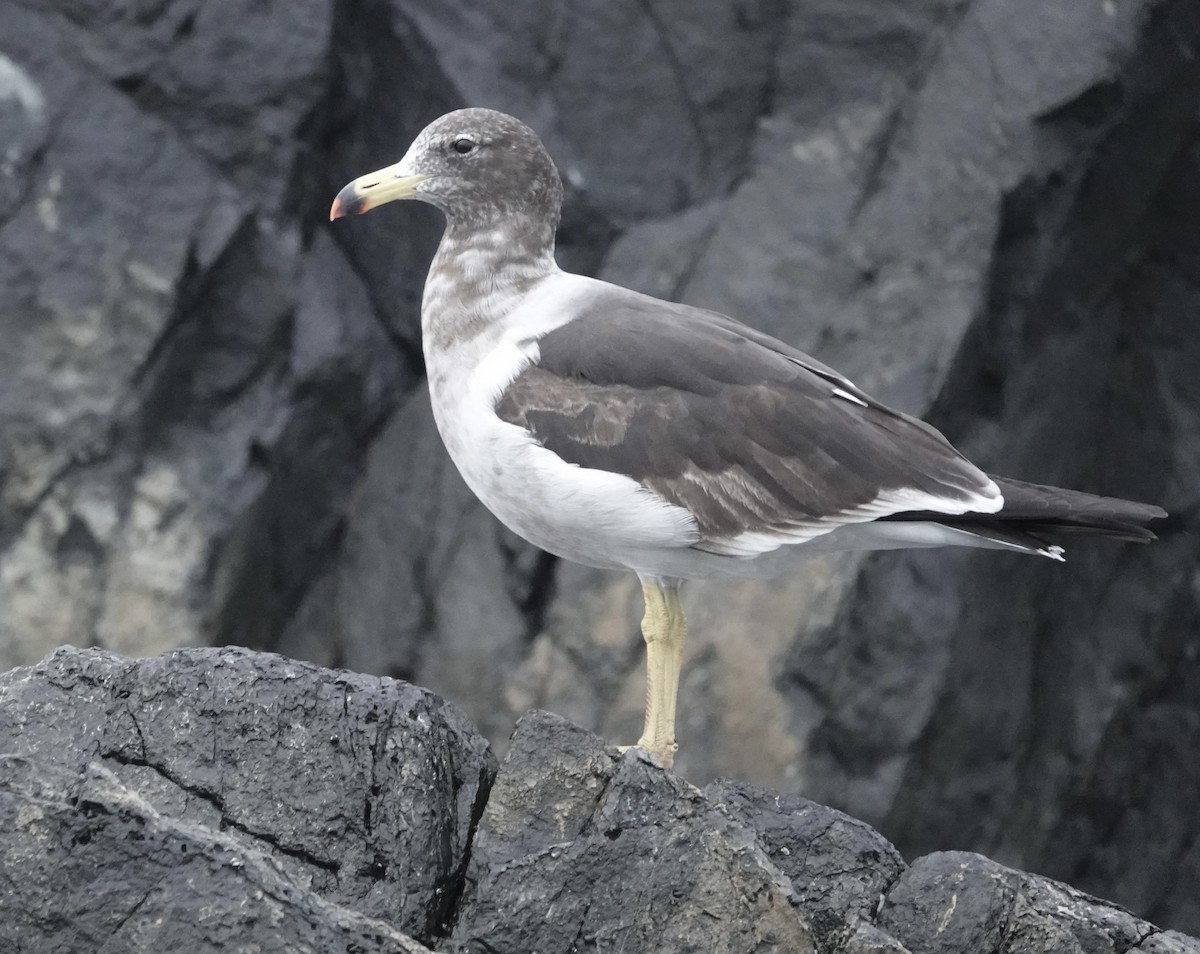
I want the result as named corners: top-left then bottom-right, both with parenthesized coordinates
top-left (1, 0), bottom-right (1197, 936)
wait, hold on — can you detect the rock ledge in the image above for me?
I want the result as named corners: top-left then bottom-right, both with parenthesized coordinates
top-left (0, 647), bottom-right (1196, 954)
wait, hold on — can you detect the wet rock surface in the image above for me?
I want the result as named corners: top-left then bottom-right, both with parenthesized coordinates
top-left (0, 646), bottom-right (493, 950)
top-left (3, 652), bottom-right (1199, 954)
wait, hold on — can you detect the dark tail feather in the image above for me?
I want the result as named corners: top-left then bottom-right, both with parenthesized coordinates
top-left (984, 476), bottom-right (1167, 543)
top-left (881, 475), bottom-right (1167, 556)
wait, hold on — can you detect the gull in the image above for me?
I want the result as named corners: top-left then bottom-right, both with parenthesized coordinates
top-left (331, 108), bottom-right (1165, 769)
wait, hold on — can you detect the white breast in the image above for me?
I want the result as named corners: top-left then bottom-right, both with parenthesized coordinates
top-left (423, 272), bottom-right (699, 574)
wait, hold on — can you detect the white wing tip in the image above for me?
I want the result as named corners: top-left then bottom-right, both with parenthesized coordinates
top-left (975, 477), bottom-right (1004, 514)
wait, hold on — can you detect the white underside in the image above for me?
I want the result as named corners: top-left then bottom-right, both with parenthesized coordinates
top-left (665, 520), bottom-right (1064, 581)
top-left (424, 270), bottom-right (1041, 582)
top-left (426, 271), bottom-right (699, 574)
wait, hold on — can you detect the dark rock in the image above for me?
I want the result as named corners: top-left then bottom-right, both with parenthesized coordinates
top-left (792, 4), bottom-right (1200, 926)
top-left (876, 851), bottom-right (1199, 954)
top-left (0, 758), bottom-right (433, 954)
top-left (393, 0), bottom-right (781, 220)
top-left (3, 652), bottom-right (1199, 954)
top-left (1143, 934), bottom-right (1200, 954)
top-left (0, 646), bottom-right (496, 947)
top-left (707, 779), bottom-right (906, 951)
top-left (0, 1), bottom-right (412, 667)
top-left (447, 710), bottom-right (818, 954)
top-left (41, 0), bottom-right (335, 214)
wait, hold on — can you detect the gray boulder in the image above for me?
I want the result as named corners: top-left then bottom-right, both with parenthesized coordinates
top-left (5, 650), bottom-right (1198, 954)
top-left (0, 646), bottom-right (494, 949)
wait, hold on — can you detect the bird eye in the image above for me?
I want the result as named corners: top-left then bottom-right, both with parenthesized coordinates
top-left (451, 137), bottom-right (476, 155)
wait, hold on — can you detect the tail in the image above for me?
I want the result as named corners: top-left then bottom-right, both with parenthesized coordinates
top-left (881, 476), bottom-right (1167, 560)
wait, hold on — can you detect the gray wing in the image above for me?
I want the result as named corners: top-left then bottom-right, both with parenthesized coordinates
top-left (495, 288), bottom-right (1000, 555)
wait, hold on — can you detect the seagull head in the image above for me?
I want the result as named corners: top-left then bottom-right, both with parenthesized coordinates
top-left (330, 108), bottom-right (564, 229)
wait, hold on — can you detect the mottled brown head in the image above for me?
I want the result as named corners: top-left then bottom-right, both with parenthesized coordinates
top-left (330, 108), bottom-right (564, 231)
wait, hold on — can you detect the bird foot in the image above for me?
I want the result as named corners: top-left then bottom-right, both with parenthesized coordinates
top-left (616, 740), bottom-right (676, 770)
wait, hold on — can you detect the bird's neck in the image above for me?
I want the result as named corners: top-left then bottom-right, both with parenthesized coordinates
top-left (421, 216), bottom-right (559, 351)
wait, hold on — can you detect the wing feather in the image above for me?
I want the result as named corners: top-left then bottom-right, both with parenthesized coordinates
top-left (494, 284), bottom-right (1000, 556)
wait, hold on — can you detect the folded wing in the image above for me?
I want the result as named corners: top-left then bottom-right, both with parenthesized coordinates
top-left (495, 286), bottom-right (1003, 558)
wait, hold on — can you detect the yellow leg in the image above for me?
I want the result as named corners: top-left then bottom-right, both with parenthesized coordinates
top-left (635, 577), bottom-right (687, 768)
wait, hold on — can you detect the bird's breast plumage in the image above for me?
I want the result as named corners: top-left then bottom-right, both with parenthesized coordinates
top-left (422, 269), bottom-right (701, 574)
